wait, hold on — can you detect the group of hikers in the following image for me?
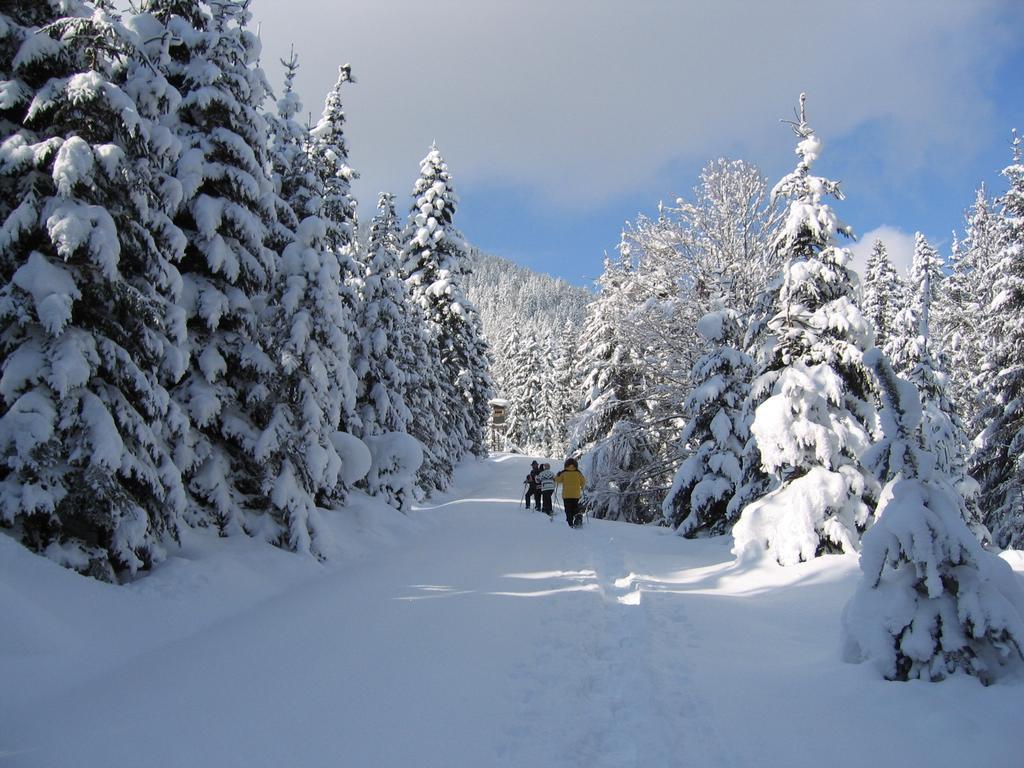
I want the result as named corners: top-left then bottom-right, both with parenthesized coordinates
top-left (523, 458), bottom-right (587, 528)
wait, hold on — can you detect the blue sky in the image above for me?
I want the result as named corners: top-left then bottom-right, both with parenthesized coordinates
top-left (252, 0), bottom-right (1024, 286)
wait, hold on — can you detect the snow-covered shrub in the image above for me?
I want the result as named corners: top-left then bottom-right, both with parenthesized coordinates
top-left (364, 432), bottom-right (424, 512)
top-left (331, 431), bottom-right (372, 486)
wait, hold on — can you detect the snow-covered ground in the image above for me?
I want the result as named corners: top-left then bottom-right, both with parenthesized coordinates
top-left (2, 454), bottom-right (1022, 767)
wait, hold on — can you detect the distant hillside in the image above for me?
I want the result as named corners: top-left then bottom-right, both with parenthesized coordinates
top-left (464, 248), bottom-right (592, 455)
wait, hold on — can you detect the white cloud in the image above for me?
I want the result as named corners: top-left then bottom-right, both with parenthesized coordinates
top-left (849, 226), bottom-right (917, 277)
top-left (250, 0), bottom-right (1021, 213)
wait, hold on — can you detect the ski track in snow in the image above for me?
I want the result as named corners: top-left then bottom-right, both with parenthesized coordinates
top-left (493, 476), bottom-right (730, 768)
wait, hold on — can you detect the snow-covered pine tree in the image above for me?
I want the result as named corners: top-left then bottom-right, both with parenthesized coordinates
top-left (934, 188), bottom-right (1001, 433)
top-left (535, 331), bottom-right (566, 456)
top-left (843, 349), bottom-right (1024, 685)
top-left (264, 46), bottom-right (306, 249)
top-left (572, 252), bottom-right (659, 523)
top-left (401, 145), bottom-right (493, 471)
top-left (490, 322), bottom-right (523, 450)
top-left (861, 238), bottom-right (905, 350)
top-left (154, 0), bottom-right (282, 538)
top-left (503, 327), bottom-right (546, 452)
top-left (972, 131), bottom-right (1024, 549)
top-left (308, 64), bottom-right (357, 254)
top-left (351, 192), bottom-right (422, 509)
top-left (884, 302), bottom-right (981, 536)
top-left (663, 309), bottom-right (753, 536)
top-left (354, 192), bottom-right (413, 439)
top-left (0, 2), bottom-right (190, 579)
top-left (907, 232), bottom-right (943, 345)
top-left (304, 64), bottom-right (361, 438)
top-left (255, 46), bottom-right (373, 554)
top-left (545, 331), bottom-right (579, 458)
top-left (732, 95), bottom-right (878, 565)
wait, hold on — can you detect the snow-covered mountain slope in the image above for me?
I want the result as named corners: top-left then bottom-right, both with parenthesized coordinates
top-left (2, 455), bottom-right (1022, 767)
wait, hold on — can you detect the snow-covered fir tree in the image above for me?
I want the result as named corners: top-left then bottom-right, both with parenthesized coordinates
top-left (907, 232), bottom-right (943, 345)
top-left (0, 2), bottom-right (190, 579)
top-left (352, 192), bottom-right (422, 509)
top-left (860, 238), bottom-right (905, 350)
top-left (354, 192), bottom-right (412, 438)
top-left (572, 253), bottom-right (659, 523)
top-left (547, 333), bottom-right (581, 457)
top-left (843, 349), bottom-right (1024, 685)
top-left (503, 327), bottom-right (547, 452)
top-left (973, 131), bottom-right (1024, 549)
top-left (934, 188), bottom-right (1002, 433)
top-left (885, 304), bottom-right (981, 536)
top-left (153, 0), bottom-right (282, 538)
top-left (305, 63), bottom-right (361, 433)
top-left (662, 309), bottom-right (753, 536)
top-left (401, 145), bottom-right (493, 486)
top-left (308, 64), bottom-right (357, 254)
top-left (259, 52), bottom-right (368, 553)
top-left (264, 46), bottom-right (307, 248)
top-left (732, 95), bottom-right (878, 565)
top-left (536, 330), bottom-right (568, 456)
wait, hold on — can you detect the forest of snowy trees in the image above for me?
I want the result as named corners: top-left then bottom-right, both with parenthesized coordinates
top-left (0, 1), bottom-right (492, 580)
top-left (560, 97), bottom-right (1024, 682)
top-left (565, 106), bottom-right (1024, 551)
top-left (463, 251), bottom-right (589, 458)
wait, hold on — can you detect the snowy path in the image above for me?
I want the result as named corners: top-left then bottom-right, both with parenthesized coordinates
top-left (2, 454), bottom-right (1022, 767)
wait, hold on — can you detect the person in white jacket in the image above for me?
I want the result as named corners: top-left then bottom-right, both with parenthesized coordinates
top-left (537, 463), bottom-right (556, 517)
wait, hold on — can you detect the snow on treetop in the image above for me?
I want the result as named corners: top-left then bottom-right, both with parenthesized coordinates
top-left (796, 134), bottom-right (822, 166)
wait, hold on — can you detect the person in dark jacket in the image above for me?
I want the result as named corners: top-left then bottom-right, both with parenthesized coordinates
top-left (524, 460), bottom-right (542, 511)
top-left (537, 463), bottom-right (556, 516)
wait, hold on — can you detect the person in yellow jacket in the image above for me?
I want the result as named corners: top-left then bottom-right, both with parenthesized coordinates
top-left (555, 458), bottom-right (586, 528)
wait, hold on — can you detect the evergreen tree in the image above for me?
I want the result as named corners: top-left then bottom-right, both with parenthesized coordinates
top-left (907, 232), bottom-right (942, 346)
top-left (264, 47), bottom-right (307, 249)
top-left (732, 95), bottom-right (878, 565)
top-left (545, 331), bottom-right (579, 458)
top-left (861, 239), bottom-right (905, 349)
top-left (401, 145), bottom-right (492, 472)
top-left (934, 188), bottom-right (1001, 432)
top-left (536, 331), bottom-right (566, 456)
top-left (973, 131), bottom-right (1024, 548)
top-left (885, 303), bottom-right (981, 536)
top-left (306, 64), bottom-right (361, 435)
top-left (843, 349), bottom-right (1024, 685)
top-left (353, 192), bottom-right (413, 439)
top-left (504, 328), bottom-right (545, 452)
top-left (0, 2), bottom-right (189, 579)
top-left (155, 0), bottom-right (280, 538)
top-left (352, 193), bottom-right (422, 509)
top-left (260, 51), bottom-right (365, 553)
top-left (308, 64), bottom-right (357, 254)
top-left (572, 253), bottom-right (659, 523)
top-left (663, 309), bottom-right (752, 536)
